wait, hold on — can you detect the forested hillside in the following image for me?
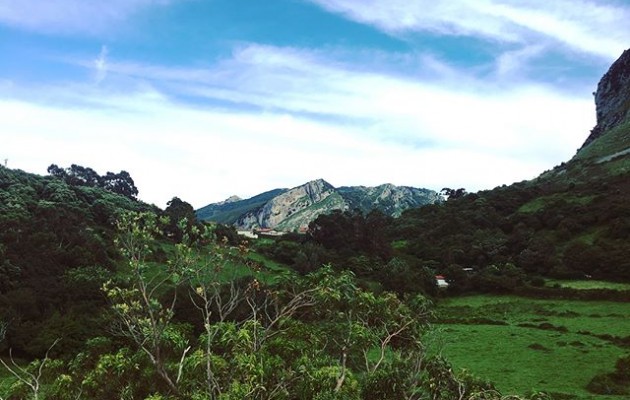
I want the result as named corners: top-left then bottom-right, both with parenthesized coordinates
top-left (257, 51), bottom-right (630, 292)
top-left (0, 168), bottom-right (526, 399)
top-left (0, 165), bottom-right (154, 358)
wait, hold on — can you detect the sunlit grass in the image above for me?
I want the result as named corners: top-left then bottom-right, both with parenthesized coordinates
top-left (546, 279), bottom-right (630, 291)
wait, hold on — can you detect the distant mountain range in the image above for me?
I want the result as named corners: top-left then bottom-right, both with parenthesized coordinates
top-left (196, 179), bottom-right (441, 231)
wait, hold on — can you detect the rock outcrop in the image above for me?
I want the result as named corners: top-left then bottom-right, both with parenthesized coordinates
top-left (338, 184), bottom-right (441, 218)
top-left (197, 179), bottom-right (441, 231)
top-left (582, 48), bottom-right (630, 148)
top-left (235, 179), bottom-right (343, 231)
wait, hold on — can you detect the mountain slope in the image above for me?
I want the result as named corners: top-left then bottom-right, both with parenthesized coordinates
top-left (390, 48), bottom-right (630, 283)
top-left (195, 188), bottom-right (287, 224)
top-left (338, 184), bottom-right (439, 218)
top-left (197, 179), bottom-right (441, 231)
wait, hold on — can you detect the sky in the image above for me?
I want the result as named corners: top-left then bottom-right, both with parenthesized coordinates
top-left (1, 0), bottom-right (629, 209)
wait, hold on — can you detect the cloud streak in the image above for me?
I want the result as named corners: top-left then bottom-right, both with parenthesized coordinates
top-left (1, 44), bottom-right (596, 207)
top-left (306, 0), bottom-right (630, 59)
top-left (0, 0), bottom-right (173, 34)
top-left (94, 45), bottom-right (109, 84)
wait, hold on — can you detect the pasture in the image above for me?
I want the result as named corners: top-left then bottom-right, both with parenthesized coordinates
top-left (435, 295), bottom-right (630, 399)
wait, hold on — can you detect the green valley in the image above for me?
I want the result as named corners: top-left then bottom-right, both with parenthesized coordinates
top-left (2, 47), bottom-right (630, 400)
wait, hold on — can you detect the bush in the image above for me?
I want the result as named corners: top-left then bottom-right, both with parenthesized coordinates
top-left (586, 354), bottom-right (630, 395)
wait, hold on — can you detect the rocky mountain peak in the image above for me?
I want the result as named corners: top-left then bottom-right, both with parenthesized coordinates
top-left (216, 195), bottom-right (242, 205)
top-left (582, 48), bottom-right (630, 148)
top-left (198, 179), bottom-right (440, 232)
top-left (302, 179), bottom-right (334, 201)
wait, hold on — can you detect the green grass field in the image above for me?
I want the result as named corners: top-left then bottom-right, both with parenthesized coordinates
top-left (435, 295), bottom-right (630, 399)
top-left (546, 279), bottom-right (630, 291)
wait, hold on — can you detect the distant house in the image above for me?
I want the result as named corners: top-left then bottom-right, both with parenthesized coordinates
top-left (237, 230), bottom-right (258, 239)
top-left (435, 275), bottom-right (449, 288)
top-left (254, 228), bottom-right (286, 237)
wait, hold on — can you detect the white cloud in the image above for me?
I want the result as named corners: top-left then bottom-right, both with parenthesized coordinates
top-left (0, 44), bottom-right (596, 208)
top-left (0, 0), bottom-right (172, 34)
top-left (94, 45), bottom-right (109, 84)
top-left (306, 0), bottom-right (630, 59)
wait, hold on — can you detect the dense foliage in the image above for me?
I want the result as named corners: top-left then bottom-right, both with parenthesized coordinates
top-left (0, 167), bottom-right (155, 358)
top-left (1, 210), bottom-right (535, 400)
top-left (47, 164), bottom-right (139, 199)
top-left (255, 148), bottom-right (630, 298)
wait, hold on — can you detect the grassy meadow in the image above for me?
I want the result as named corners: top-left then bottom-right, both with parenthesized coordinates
top-left (435, 294), bottom-right (630, 399)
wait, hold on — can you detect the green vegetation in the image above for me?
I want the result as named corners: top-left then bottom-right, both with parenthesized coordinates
top-left (196, 189), bottom-right (286, 224)
top-left (574, 121), bottom-right (630, 161)
top-left (1, 210), bottom-right (520, 400)
top-left (436, 295), bottom-right (630, 399)
top-left (546, 280), bottom-right (630, 291)
top-left (517, 194), bottom-right (597, 214)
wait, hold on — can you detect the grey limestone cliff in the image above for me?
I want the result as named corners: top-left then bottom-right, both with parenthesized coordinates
top-left (235, 179), bottom-right (342, 231)
top-left (582, 49), bottom-right (630, 148)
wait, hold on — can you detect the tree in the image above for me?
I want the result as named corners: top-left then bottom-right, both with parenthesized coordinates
top-left (101, 171), bottom-right (139, 199)
top-left (0, 338), bottom-right (60, 400)
top-left (46, 164), bottom-right (66, 179)
top-left (163, 197), bottom-right (196, 242)
top-left (440, 187), bottom-right (467, 200)
top-left (46, 163), bottom-right (139, 199)
top-left (104, 212), bottom-right (188, 396)
top-left (68, 164), bottom-right (100, 187)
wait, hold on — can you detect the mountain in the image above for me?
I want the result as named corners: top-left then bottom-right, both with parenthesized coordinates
top-left (338, 184), bottom-right (440, 217)
top-left (581, 48), bottom-right (630, 149)
top-left (196, 179), bottom-right (441, 231)
top-left (389, 48), bottom-right (630, 283)
top-left (196, 188), bottom-right (287, 224)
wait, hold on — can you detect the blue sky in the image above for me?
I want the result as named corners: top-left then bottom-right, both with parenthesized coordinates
top-left (1, 0), bottom-right (629, 208)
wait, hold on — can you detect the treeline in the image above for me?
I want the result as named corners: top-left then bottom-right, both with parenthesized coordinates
top-left (47, 163), bottom-right (139, 199)
top-left (392, 170), bottom-right (630, 287)
top-left (255, 160), bottom-right (630, 298)
top-left (254, 209), bottom-right (439, 297)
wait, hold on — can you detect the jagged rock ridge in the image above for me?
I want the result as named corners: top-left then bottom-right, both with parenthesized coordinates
top-left (582, 49), bottom-right (630, 148)
top-left (197, 179), bottom-right (441, 231)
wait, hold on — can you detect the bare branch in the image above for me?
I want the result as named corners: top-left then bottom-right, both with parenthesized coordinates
top-left (0, 338), bottom-right (60, 400)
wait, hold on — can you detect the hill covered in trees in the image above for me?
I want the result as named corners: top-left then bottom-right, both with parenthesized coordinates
top-left (0, 165), bottom-right (154, 358)
top-left (0, 166), bottom-right (521, 400)
top-left (259, 49), bottom-right (630, 292)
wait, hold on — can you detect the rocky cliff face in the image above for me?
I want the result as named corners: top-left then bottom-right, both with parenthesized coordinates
top-left (235, 179), bottom-right (342, 231)
top-left (198, 179), bottom-right (440, 231)
top-left (582, 49), bottom-right (630, 148)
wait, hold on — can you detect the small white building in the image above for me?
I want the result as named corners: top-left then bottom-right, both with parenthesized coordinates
top-left (435, 275), bottom-right (449, 288)
top-left (237, 230), bottom-right (258, 239)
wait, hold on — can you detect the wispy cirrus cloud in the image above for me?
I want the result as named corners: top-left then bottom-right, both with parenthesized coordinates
top-left (306, 0), bottom-right (630, 59)
top-left (0, 0), bottom-right (173, 34)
